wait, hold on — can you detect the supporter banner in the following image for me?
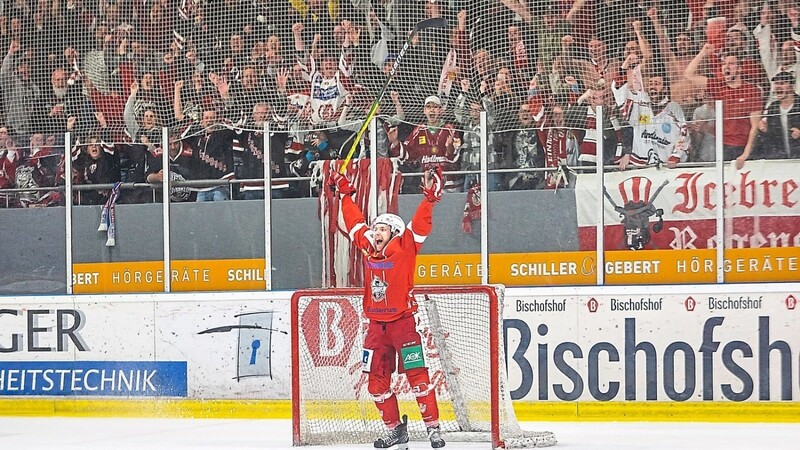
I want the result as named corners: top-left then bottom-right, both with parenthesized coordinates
top-left (504, 287), bottom-right (800, 402)
top-left (0, 298), bottom-right (292, 399)
top-left (575, 160), bottom-right (800, 252)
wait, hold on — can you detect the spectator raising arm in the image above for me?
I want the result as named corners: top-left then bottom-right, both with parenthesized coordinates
top-left (685, 44), bottom-right (763, 169)
top-left (123, 80), bottom-right (140, 139)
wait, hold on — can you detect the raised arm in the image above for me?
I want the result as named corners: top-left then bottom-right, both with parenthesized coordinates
top-left (647, 7), bottom-right (676, 66)
top-left (293, 22), bottom-right (306, 54)
top-left (328, 172), bottom-right (372, 250)
top-left (173, 80), bottom-right (185, 121)
top-left (754, 5), bottom-right (779, 78)
top-left (632, 20), bottom-right (654, 78)
top-left (390, 90), bottom-right (405, 123)
top-left (566, 0), bottom-right (589, 23)
top-left (684, 43), bottom-right (713, 90)
top-left (501, 0), bottom-right (532, 23)
top-left (123, 80), bottom-right (140, 139)
top-left (454, 80), bottom-right (470, 124)
top-left (407, 166), bottom-right (442, 251)
top-left (1, 41), bottom-right (20, 79)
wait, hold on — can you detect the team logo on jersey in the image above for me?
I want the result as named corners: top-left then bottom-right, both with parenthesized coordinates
top-left (419, 135), bottom-right (427, 145)
top-left (371, 276), bottom-right (388, 303)
top-left (603, 177), bottom-right (668, 250)
top-left (170, 172), bottom-right (191, 202)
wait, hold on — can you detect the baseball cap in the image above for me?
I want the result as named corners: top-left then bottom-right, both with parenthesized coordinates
top-left (772, 71), bottom-right (795, 84)
top-left (384, 53), bottom-right (397, 64)
top-left (424, 95), bottom-right (442, 106)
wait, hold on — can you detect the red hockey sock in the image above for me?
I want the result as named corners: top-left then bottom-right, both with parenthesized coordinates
top-left (374, 393), bottom-right (401, 428)
top-left (415, 388), bottom-right (440, 426)
top-left (407, 369), bottom-right (439, 425)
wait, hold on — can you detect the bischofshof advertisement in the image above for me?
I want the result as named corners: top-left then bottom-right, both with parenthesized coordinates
top-left (1, 285), bottom-right (797, 415)
top-left (504, 286), bottom-right (799, 402)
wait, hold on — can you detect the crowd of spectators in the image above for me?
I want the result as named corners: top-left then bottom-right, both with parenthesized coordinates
top-left (1, 0), bottom-right (799, 206)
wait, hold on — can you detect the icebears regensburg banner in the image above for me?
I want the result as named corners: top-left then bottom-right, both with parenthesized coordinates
top-left (575, 160), bottom-right (800, 251)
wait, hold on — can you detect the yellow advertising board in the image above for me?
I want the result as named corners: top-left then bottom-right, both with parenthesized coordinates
top-left (72, 259), bottom-right (270, 293)
top-left (417, 248), bottom-right (798, 285)
top-left (723, 247), bottom-right (800, 283)
top-left (71, 247), bottom-right (798, 293)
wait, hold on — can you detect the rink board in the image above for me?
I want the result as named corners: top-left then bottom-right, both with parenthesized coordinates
top-left (0, 285), bottom-right (799, 422)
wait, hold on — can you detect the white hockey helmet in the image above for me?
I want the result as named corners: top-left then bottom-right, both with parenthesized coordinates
top-left (373, 213), bottom-right (405, 236)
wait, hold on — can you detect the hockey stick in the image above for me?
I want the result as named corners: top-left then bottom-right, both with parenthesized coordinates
top-left (338, 17), bottom-right (449, 174)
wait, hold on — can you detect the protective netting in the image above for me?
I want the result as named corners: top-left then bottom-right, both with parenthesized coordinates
top-left (0, 1), bottom-right (796, 202)
top-left (291, 285), bottom-right (556, 448)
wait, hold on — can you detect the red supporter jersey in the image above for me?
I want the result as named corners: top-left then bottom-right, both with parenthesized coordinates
top-left (402, 124), bottom-right (458, 171)
top-left (707, 77), bottom-right (763, 147)
top-left (341, 195), bottom-right (433, 322)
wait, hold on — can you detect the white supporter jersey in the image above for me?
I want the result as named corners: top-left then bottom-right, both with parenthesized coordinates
top-left (612, 80), bottom-right (690, 166)
top-left (300, 56), bottom-right (348, 125)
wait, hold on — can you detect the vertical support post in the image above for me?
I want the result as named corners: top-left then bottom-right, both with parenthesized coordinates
top-left (264, 122), bottom-right (273, 290)
top-left (715, 100), bottom-right (725, 283)
top-left (369, 116), bottom-right (378, 219)
top-left (161, 127), bottom-right (171, 292)
top-left (479, 110), bottom-right (489, 285)
top-left (595, 106), bottom-right (605, 285)
top-left (65, 132), bottom-right (73, 295)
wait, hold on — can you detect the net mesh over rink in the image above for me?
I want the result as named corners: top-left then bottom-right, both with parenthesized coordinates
top-left (1, 2), bottom-right (787, 205)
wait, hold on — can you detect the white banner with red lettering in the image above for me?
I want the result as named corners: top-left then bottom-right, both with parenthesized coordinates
top-left (575, 160), bottom-right (800, 251)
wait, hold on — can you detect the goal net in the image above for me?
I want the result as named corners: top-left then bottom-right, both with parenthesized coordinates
top-left (290, 285), bottom-right (556, 448)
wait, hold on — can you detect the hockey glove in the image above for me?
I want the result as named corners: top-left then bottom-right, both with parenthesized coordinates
top-left (328, 171), bottom-right (355, 196)
top-left (422, 165), bottom-right (443, 203)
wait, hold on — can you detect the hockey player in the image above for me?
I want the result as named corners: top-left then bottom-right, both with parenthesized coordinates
top-left (327, 166), bottom-right (446, 450)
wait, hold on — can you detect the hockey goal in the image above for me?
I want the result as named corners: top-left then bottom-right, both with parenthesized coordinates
top-left (290, 285), bottom-right (556, 448)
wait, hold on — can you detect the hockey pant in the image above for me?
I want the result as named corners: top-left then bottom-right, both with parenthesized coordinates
top-left (362, 314), bottom-right (439, 429)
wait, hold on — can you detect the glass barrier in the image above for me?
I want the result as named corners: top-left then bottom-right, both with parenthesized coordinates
top-left (6, 96), bottom-right (800, 293)
top-left (0, 133), bottom-right (68, 295)
top-left (70, 133), bottom-right (165, 294)
top-left (166, 124), bottom-right (268, 292)
top-left (598, 99), bottom-right (721, 286)
top-left (721, 101), bottom-right (800, 286)
top-left (485, 117), bottom-right (592, 287)
top-left (415, 121), bottom-right (483, 287)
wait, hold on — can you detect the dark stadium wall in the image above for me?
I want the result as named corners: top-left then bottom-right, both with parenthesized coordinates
top-left (0, 191), bottom-right (580, 294)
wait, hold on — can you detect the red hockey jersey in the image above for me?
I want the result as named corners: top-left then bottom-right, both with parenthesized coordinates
top-left (340, 195), bottom-right (433, 322)
top-left (394, 124), bottom-right (459, 172)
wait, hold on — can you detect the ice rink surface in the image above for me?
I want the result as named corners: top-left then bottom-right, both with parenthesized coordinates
top-left (0, 418), bottom-right (798, 450)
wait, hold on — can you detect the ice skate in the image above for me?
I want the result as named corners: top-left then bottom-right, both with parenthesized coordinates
top-left (426, 424), bottom-right (445, 448)
top-left (374, 414), bottom-right (409, 449)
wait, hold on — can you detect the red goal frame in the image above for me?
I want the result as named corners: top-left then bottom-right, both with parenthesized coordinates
top-left (290, 285), bottom-right (502, 448)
